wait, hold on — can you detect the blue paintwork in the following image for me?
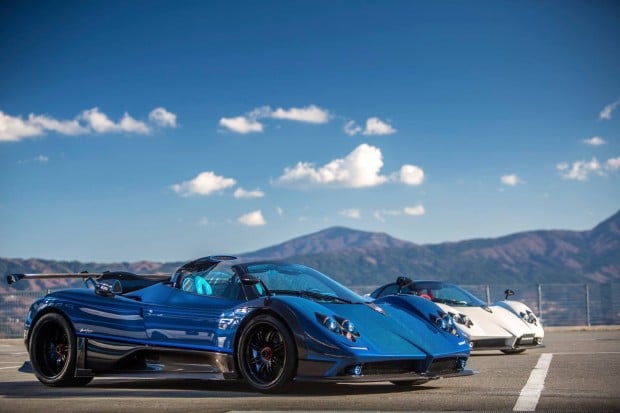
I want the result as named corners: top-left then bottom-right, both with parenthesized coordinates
top-left (22, 257), bottom-right (472, 389)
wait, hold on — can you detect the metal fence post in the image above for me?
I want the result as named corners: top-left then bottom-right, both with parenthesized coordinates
top-left (585, 284), bottom-right (591, 327)
top-left (538, 284), bottom-right (543, 323)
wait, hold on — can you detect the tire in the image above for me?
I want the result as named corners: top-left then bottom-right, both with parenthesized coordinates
top-left (236, 314), bottom-right (297, 393)
top-left (501, 348), bottom-right (527, 355)
top-left (29, 313), bottom-right (93, 387)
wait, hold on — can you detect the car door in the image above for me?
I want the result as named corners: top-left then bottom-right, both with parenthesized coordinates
top-left (142, 270), bottom-right (244, 352)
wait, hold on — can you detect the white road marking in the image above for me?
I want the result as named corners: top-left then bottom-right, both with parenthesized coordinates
top-left (0, 366), bottom-right (21, 370)
top-left (513, 353), bottom-right (553, 411)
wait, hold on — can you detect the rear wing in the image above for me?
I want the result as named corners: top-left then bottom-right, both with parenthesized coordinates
top-left (6, 271), bottom-right (172, 294)
top-left (7, 271), bottom-right (171, 285)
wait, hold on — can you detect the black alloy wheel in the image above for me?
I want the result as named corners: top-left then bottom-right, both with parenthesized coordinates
top-left (237, 314), bottom-right (296, 393)
top-left (29, 313), bottom-right (92, 386)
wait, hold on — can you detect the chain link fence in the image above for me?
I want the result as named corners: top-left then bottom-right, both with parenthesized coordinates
top-left (2, 283), bottom-right (619, 338)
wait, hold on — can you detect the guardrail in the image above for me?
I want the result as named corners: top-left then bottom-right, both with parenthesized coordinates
top-left (353, 283), bottom-right (620, 327)
top-left (2, 283), bottom-right (619, 338)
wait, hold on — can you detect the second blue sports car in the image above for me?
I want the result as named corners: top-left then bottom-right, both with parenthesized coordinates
top-left (8, 256), bottom-right (473, 392)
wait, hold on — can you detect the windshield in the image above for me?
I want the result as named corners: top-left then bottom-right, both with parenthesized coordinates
top-left (410, 281), bottom-right (486, 307)
top-left (215, 261), bottom-right (367, 304)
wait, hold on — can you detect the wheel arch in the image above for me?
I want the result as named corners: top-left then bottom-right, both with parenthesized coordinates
top-left (232, 305), bottom-right (307, 376)
top-left (27, 306), bottom-right (75, 348)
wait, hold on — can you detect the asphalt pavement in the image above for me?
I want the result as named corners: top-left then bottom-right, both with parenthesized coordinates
top-left (1, 328), bottom-right (619, 412)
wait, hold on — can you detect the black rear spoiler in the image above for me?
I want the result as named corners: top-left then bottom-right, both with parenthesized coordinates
top-left (6, 271), bottom-right (171, 286)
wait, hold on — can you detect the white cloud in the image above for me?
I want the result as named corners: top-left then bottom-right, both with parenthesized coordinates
top-left (1, 107), bottom-right (176, 142)
top-left (171, 171), bottom-right (236, 196)
top-left (345, 117), bottom-right (396, 136)
top-left (197, 217), bottom-right (209, 226)
top-left (0, 111), bottom-right (44, 142)
top-left (149, 107), bottom-right (177, 128)
top-left (374, 209), bottom-right (401, 222)
top-left (234, 187), bottom-right (265, 199)
top-left (363, 117), bottom-right (396, 135)
top-left (340, 208), bottom-right (361, 219)
top-left (275, 143), bottom-right (388, 188)
top-left (18, 154), bottom-right (50, 164)
top-left (501, 174), bottom-right (522, 186)
top-left (404, 204), bottom-right (426, 216)
top-left (605, 157), bottom-right (620, 171)
top-left (219, 104), bottom-right (330, 134)
top-left (375, 205), bottom-right (426, 221)
top-left (271, 105), bottom-right (330, 123)
top-left (396, 164), bottom-right (425, 185)
top-left (238, 210), bottom-right (266, 226)
top-left (80, 108), bottom-right (121, 133)
top-left (27, 114), bottom-right (88, 135)
top-left (583, 136), bottom-right (606, 146)
top-left (600, 99), bottom-right (620, 120)
top-left (119, 112), bottom-right (150, 134)
top-left (276, 144), bottom-right (425, 189)
top-left (555, 155), bottom-right (620, 181)
top-left (219, 116), bottom-right (264, 134)
top-left (557, 158), bottom-right (602, 181)
top-left (344, 120), bottom-right (362, 136)
top-left (276, 206), bottom-right (284, 216)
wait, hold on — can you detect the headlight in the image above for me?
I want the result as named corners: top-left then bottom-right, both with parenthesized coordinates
top-left (342, 320), bottom-right (356, 334)
top-left (520, 310), bottom-right (538, 325)
top-left (323, 316), bottom-right (340, 333)
top-left (451, 312), bottom-right (474, 328)
top-left (317, 313), bottom-right (359, 341)
top-left (433, 313), bottom-right (459, 336)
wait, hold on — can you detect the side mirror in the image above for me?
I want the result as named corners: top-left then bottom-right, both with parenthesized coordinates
top-left (396, 276), bottom-right (413, 293)
top-left (504, 289), bottom-right (515, 300)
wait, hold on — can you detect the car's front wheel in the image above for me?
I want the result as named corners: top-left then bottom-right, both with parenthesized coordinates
top-left (236, 314), bottom-right (296, 393)
top-left (29, 313), bottom-right (93, 387)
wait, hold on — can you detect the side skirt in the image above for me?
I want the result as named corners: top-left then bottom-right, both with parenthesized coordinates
top-left (75, 337), bottom-right (237, 378)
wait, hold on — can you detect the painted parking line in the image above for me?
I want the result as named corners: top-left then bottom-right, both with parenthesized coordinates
top-left (513, 353), bottom-right (553, 411)
top-left (0, 365), bottom-right (21, 370)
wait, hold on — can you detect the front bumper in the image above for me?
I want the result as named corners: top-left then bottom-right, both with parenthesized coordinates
top-left (295, 355), bottom-right (474, 383)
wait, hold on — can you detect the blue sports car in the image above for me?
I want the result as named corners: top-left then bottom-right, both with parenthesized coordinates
top-left (7, 256), bottom-right (473, 392)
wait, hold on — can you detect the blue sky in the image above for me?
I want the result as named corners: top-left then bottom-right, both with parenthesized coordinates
top-left (1, 1), bottom-right (619, 262)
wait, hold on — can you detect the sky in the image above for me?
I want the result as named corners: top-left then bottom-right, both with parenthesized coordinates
top-left (1, 0), bottom-right (619, 263)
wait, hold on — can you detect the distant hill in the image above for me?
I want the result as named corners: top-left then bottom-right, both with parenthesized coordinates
top-left (2, 210), bottom-right (619, 292)
top-left (239, 210), bottom-right (620, 286)
top-left (243, 226), bottom-right (414, 259)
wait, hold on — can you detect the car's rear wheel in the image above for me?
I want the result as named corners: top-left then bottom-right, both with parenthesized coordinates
top-left (237, 314), bottom-right (296, 393)
top-left (29, 313), bottom-right (93, 387)
top-left (501, 348), bottom-right (527, 355)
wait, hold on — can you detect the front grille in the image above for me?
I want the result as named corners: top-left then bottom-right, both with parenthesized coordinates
top-left (340, 359), bottom-right (426, 376)
top-left (474, 338), bottom-right (507, 349)
top-left (516, 333), bottom-right (536, 347)
top-left (428, 358), bottom-right (462, 375)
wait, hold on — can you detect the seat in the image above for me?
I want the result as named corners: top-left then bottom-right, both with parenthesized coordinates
top-left (181, 275), bottom-right (212, 295)
top-left (194, 276), bottom-right (212, 295)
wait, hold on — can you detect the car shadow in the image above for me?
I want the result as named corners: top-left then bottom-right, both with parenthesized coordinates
top-left (0, 378), bottom-right (437, 399)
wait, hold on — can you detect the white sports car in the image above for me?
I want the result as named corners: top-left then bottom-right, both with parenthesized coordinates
top-left (370, 277), bottom-right (544, 354)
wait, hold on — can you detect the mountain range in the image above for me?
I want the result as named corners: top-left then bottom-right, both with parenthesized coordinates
top-left (2, 209), bottom-right (619, 292)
